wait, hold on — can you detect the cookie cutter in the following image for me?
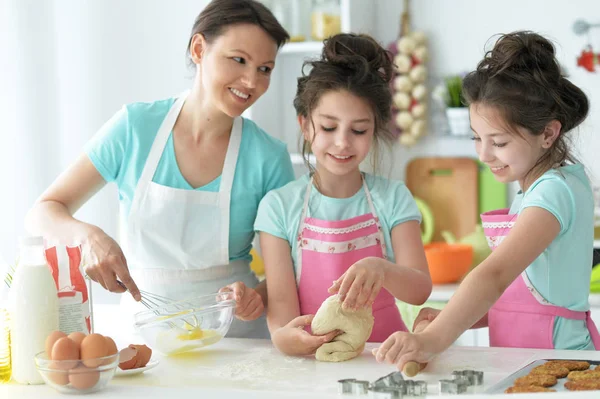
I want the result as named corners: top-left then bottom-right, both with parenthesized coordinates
top-left (371, 371), bottom-right (405, 389)
top-left (403, 380), bottom-right (427, 396)
top-left (337, 378), bottom-right (356, 394)
top-left (452, 370), bottom-right (484, 386)
top-left (350, 379), bottom-right (370, 395)
top-left (439, 379), bottom-right (468, 395)
top-left (369, 386), bottom-right (404, 398)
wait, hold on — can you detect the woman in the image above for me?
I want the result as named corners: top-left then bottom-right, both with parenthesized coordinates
top-left (25, 0), bottom-right (295, 338)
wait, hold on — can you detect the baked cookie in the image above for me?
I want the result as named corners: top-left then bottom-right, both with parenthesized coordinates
top-left (514, 374), bottom-right (557, 387)
top-left (567, 369), bottom-right (600, 381)
top-left (564, 379), bottom-right (600, 391)
top-left (544, 360), bottom-right (590, 371)
top-left (530, 365), bottom-right (570, 378)
top-left (505, 385), bottom-right (556, 393)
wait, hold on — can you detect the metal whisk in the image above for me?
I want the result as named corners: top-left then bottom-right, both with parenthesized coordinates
top-left (117, 281), bottom-right (199, 330)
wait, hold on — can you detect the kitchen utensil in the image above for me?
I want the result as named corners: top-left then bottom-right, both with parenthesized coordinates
top-left (415, 197), bottom-right (434, 244)
top-left (337, 378), bottom-right (356, 394)
top-left (452, 370), bottom-right (484, 386)
top-left (406, 157), bottom-right (479, 242)
top-left (485, 359), bottom-right (599, 394)
top-left (115, 358), bottom-right (159, 377)
top-left (441, 225), bottom-right (491, 272)
top-left (424, 243), bottom-right (473, 284)
top-left (133, 291), bottom-right (236, 355)
top-left (439, 379), bottom-right (468, 394)
top-left (34, 351), bottom-right (119, 394)
top-left (477, 160), bottom-right (507, 214)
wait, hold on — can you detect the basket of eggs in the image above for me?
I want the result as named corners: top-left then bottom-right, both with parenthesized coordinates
top-left (34, 331), bottom-right (152, 394)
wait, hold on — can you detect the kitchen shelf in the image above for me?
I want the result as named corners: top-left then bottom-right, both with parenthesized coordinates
top-left (280, 41), bottom-right (323, 55)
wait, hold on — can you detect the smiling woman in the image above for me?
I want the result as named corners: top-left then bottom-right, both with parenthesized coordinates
top-left (24, 0), bottom-right (295, 340)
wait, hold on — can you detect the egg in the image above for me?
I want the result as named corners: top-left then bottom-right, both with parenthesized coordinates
top-left (68, 365), bottom-right (100, 390)
top-left (103, 336), bottom-right (119, 365)
top-left (45, 330), bottom-right (67, 359)
top-left (118, 347), bottom-right (138, 370)
top-left (129, 344), bottom-right (152, 368)
top-left (51, 337), bottom-right (79, 369)
top-left (47, 361), bottom-right (69, 385)
top-left (68, 331), bottom-right (86, 347)
top-left (80, 333), bottom-right (108, 368)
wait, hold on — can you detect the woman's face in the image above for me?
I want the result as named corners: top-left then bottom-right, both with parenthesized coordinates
top-left (191, 23), bottom-right (278, 117)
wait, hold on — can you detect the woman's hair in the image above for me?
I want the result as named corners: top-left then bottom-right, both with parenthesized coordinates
top-left (293, 33), bottom-right (395, 174)
top-left (463, 31), bottom-right (589, 180)
top-left (186, 0), bottom-right (289, 65)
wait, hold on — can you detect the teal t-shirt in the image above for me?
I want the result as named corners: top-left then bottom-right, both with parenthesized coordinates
top-left (510, 164), bottom-right (595, 350)
top-left (84, 97), bottom-right (295, 263)
top-left (254, 173), bottom-right (422, 279)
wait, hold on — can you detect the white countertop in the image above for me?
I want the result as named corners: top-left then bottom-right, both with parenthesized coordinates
top-left (2, 305), bottom-right (600, 398)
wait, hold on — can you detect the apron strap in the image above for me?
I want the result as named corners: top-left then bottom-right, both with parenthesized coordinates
top-left (129, 91), bottom-right (188, 223)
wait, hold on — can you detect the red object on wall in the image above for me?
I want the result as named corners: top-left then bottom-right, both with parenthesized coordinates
top-left (577, 47), bottom-right (599, 72)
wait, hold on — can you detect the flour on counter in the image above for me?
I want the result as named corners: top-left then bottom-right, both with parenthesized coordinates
top-left (210, 347), bottom-right (309, 387)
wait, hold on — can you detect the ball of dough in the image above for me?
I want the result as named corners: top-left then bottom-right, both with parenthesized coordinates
top-left (311, 295), bottom-right (374, 362)
top-left (393, 92), bottom-right (411, 110)
top-left (393, 54), bottom-right (412, 74)
top-left (395, 111), bottom-right (414, 130)
top-left (413, 45), bottom-right (429, 63)
top-left (409, 65), bottom-right (427, 84)
top-left (412, 84), bottom-right (427, 101)
top-left (393, 76), bottom-right (413, 93)
top-left (397, 37), bottom-right (417, 55)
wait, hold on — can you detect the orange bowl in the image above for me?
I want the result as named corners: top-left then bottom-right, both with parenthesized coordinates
top-left (425, 243), bottom-right (473, 284)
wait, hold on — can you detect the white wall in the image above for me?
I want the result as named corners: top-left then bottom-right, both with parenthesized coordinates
top-left (372, 0), bottom-right (600, 188)
top-left (0, 0), bottom-right (209, 303)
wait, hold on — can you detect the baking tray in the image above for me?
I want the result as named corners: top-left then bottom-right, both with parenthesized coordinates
top-left (485, 359), bottom-right (600, 394)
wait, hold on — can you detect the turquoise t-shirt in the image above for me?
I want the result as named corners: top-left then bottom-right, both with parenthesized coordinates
top-left (510, 164), bottom-right (595, 350)
top-left (85, 97), bottom-right (295, 263)
top-left (254, 173), bottom-right (422, 279)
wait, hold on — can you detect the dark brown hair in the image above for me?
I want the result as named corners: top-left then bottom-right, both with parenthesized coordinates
top-left (463, 31), bottom-right (589, 183)
top-left (186, 0), bottom-right (289, 66)
top-left (293, 33), bottom-right (395, 175)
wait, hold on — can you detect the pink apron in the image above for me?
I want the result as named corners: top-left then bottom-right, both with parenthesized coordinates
top-left (481, 208), bottom-right (600, 349)
top-left (296, 176), bottom-right (407, 343)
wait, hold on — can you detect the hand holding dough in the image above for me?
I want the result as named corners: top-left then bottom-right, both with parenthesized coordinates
top-left (311, 295), bottom-right (374, 362)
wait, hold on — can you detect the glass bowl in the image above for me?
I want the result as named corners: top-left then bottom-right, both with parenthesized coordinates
top-left (34, 352), bottom-right (119, 394)
top-left (133, 291), bottom-right (236, 355)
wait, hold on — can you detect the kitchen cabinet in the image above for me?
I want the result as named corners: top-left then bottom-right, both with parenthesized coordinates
top-left (244, 0), bottom-right (377, 177)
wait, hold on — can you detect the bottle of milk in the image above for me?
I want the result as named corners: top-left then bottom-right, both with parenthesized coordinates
top-left (8, 236), bottom-right (59, 384)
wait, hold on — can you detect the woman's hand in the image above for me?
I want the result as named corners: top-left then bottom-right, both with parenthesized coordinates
top-left (328, 257), bottom-right (385, 310)
top-left (272, 315), bottom-right (340, 356)
top-left (372, 331), bottom-right (440, 371)
top-left (219, 281), bottom-right (264, 321)
top-left (82, 228), bottom-right (141, 301)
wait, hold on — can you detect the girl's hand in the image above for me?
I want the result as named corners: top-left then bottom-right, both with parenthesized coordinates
top-left (412, 307), bottom-right (441, 331)
top-left (372, 331), bottom-right (439, 371)
top-left (219, 282), bottom-right (264, 321)
top-left (272, 315), bottom-right (340, 356)
top-left (328, 257), bottom-right (385, 310)
top-left (82, 228), bottom-right (141, 301)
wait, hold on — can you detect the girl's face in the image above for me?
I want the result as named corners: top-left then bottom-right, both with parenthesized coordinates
top-left (191, 23), bottom-right (277, 117)
top-left (301, 90), bottom-right (375, 179)
top-left (470, 103), bottom-right (548, 189)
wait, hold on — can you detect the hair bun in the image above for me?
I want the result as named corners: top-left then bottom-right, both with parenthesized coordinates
top-left (482, 31), bottom-right (561, 82)
top-left (322, 34), bottom-right (394, 83)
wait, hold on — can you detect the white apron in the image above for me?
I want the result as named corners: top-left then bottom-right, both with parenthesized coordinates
top-left (120, 92), bottom-right (268, 338)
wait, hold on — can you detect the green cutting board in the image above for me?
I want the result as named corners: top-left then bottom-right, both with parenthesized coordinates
top-left (478, 160), bottom-right (508, 213)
